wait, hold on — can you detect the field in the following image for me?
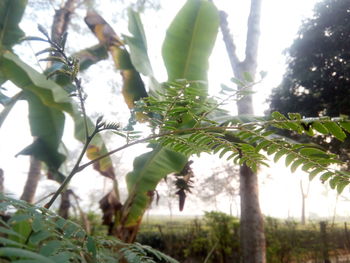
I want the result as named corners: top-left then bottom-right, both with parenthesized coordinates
top-left (135, 213), bottom-right (350, 263)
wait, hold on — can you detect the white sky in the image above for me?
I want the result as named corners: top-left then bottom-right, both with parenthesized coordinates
top-left (1, 0), bottom-right (349, 220)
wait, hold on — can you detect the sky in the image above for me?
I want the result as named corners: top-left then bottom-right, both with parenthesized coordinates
top-left (1, 0), bottom-right (348, 220)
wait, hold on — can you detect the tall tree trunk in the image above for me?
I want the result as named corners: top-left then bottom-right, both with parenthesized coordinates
top-left (20, 156), bottom-right (41, 203)
top-left (217, 1), bottom-right (266, 262)
top-left (51, 0), bottom-right (77, 44)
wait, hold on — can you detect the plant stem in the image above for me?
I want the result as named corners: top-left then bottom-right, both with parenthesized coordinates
top-left (75, 77), bottom-right (89, 141)
top-left (44, 130), bottom-right (97, 209)
top-left (77, 125), bottom-right (244, 172)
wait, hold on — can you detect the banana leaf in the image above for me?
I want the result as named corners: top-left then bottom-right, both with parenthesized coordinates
top-left (0, 52), bottom-right (114, 182)
top-left (0, 0), bottom-right (27, 51)
top-left (162, 0), bottom-right (219, 84)
top-left (84, 10), bottom-right (147, 109)
top-left (124, 146), bottom-right (187, 226)
top-left (121, 0), bottom-right (219, 229)
top-left (123, 8), bottom-right (153, 77)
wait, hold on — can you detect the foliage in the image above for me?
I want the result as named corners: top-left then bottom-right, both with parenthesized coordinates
top-left (202, 211), bottom-right (240, 263)
top-left (0, 0), bottom-right (115, 184)
top-left (138, 215), bottom-right (350, 263)
top-left (137, 84), bottom-right (350, 193)
top-left (268, 0), bottom-right (350, 167)
top-left (2, 0), bottom-right (350, 255)
top-left (0, 194), bottom-right (179, 263)
top-left (81, 0), bottom-right (221, 237)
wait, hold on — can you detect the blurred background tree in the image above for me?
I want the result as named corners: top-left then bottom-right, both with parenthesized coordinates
top-left (269, 0), bottom-right (350, 168)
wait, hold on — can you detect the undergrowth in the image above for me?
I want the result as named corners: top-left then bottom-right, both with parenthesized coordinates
top-left (0, 194), bottom-right (178, 263)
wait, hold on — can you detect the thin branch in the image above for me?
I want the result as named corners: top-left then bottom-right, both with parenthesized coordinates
top-left (77, 117), bottom-right (348, 173)
top-left (44, 128), bottom-right (98, 209)
top-left (75, 78), bottom-right (90, 141)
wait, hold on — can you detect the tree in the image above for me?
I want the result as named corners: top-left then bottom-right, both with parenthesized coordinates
top-left (300, 178), bottom-right (310, 225)
top-left (215, 0), bottom-right (266, 261)
top-left (269, 0), bottom-right (350, 167)
top-left (197, 163), bottom-right (239, 213)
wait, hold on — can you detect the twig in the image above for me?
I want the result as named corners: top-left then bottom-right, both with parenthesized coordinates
top-left (44, 128), bottom-right (98, 209)
top-left (204, 240), bottom-right (218, 263)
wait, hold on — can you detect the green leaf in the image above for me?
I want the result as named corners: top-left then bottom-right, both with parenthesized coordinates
top-left (220, 84), bottom-right (234, 92)
top-left (0, 226), bottom-right (24, 239)
top-left (323, 121), bottom-right (346, 141)
top-left (340, 121), bottom-right (350, 133)
top-left (243, 72), bottom-right (253, 82)
top-left (125, 146), bottom-right (187, 226)
top-left (309, 167), bottom-right (324, 180)
top-left (86, 236), bottom-right (97, 257)
top-left (0, 52), bottom-right (115, 181)
top-left (124, 8), bottom-right (153, 77)
top-left (266, 144), bottom-right (279, 155)
top-left (74, 44), bottom-right (108, 72)
top-left (49, 252), bottom-right (72, 262)
top-left (301, 162), bottom-right (315, 172)
top-left (0, 91), bottom-right (23, 128)
top-left (338, 170), bottom-right (350, 177)
top-left (39, 240), bottom-right (61, 257)
top-left (31, 214), bottom-right (44, 232)
top-left (255, 140), bottom-right (271, 152)
top-left (285, 153), bottom-right (297, 167)
top-left (288, 113), bottom-right (301, 120)
top-left (320, 171), bottom-right (333, 182)
top-left (16, 91), bottom-right (66, 179)
top-left (8, 213), bottom-right (31, 224)
top-left (290, 159), bottom-right (304, 173)
top-left (230, 77), bottom-right (245, 87)
top-left (0, 248), bottom-right (55, 263)
top-left (271, 111), bottom-right (286, 120)
top-left (273, 148), bottom-right (289, 162)
top-left (0, 236), bottom-right (26, 247)
top-left (311, 121), bottom-right (328, 134)
top-left (299, 147), bottom-right (329, 159)
top-left (29, 230), bottom-right (52, 244)
top-left (337, 181), bottom-right (349, 194)
top-left (10, 218), bottom-right (31, 244)
top-left (329, 177), bottom-right (339, 189)
top-left (0, 0), bottom-right (27, 51)
top-left (162, 0), bottom-right (219, 84)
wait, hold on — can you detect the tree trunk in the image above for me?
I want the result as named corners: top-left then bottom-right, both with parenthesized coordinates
top-left (300, 179), bottom-right (309, 225)
top-left (217, 0), bottom-right (266, 262)
top-left (240, 165), bottom-right (265, 263)
top-left (20, 156), bottom-right (41, 203)
top-left (51, 0), bottom-right (77, 44)
top-left (320, 221), bottom-right (331, 263)
top-left (58, 190), bottom-right (71, 219)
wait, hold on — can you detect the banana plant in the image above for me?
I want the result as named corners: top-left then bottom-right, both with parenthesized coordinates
top-left (0, 0), bottom-right (114, 183)
top-left (84, 0), bottom-right (219, 241)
